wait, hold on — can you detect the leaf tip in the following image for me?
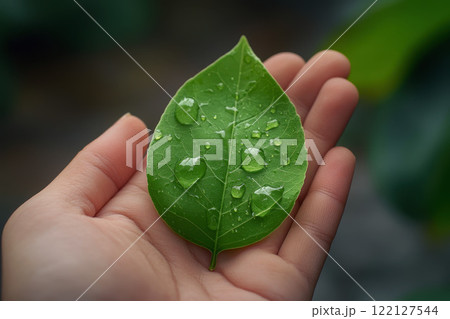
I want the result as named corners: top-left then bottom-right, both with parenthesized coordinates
top-left (239, 35), bottom-right (249, 44)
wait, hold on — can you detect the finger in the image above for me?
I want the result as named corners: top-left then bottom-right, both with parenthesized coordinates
top-left (96, 171), bottom-right (156, 230)
top-left (300, 78), bottom-right (358, 200)
top-left (264, 52), bottom-right (305, 90)
top-left (278, 147), bottom-right (356, 288)
top-left (46, 114), bottom-right (147, 216)
top-left (286, 50), bottom-right (351, 121)
top-left (260, 78), bottom-right (357, 253)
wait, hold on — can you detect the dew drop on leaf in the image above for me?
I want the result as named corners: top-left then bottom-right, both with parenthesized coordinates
top-left (174, 157), bottom-right (206, 189)
top-left (231, 184), bottom-right (246, 199)
top-left (216, 82), bottom-right (224, 90)
top-left (154, 129), bottom-right (162, 140)
top-left (266, 119), bottom-right (279, 131)
top-left (225, 106), bottom-right (238, 114)
top-left (175, 97), bottom-right (199, 125)
top-left (246, 80), bottom-right (256, 92)
top-left (241, 147), bottom-right (265, 172)
top-left (251, 130), bottom-right (261, 138)
top-left (251, 185), bottom-right (284, 217)
top-left (244, 55), bottom-right (252, 64)
top-left (273, 138), bottom-right (282, 146)
top-left (201, 114), bottom-right (206, 121)
top-left (207, 208), bottom-right (219, 230)
top-left (270, 107), bottom-right (276, 114)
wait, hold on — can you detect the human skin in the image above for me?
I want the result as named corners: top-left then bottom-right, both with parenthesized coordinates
top-left (1, 50), bottom-right (358, 300)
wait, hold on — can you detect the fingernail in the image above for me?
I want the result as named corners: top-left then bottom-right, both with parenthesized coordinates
top-left (120, 112), bottom-right (131, 120)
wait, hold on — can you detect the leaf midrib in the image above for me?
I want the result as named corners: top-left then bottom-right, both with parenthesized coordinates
top-left (209, 43), bottom-right (246, 270)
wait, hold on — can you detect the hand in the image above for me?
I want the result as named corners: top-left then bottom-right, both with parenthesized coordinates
top-left (1, 51), bottom-right (358, 300)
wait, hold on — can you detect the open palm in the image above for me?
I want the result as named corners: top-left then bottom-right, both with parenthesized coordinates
top-left (2, 51), bottom-right (358, 300)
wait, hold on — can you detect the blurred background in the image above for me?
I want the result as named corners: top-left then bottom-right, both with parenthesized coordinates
top-left (1, 0), bottom-right (450, 300)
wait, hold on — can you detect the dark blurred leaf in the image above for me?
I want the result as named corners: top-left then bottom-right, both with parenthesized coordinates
top-left (369, 39), bottom-right (450, 235)
top-left (331, 0), bottom-right (450, 100)
top-left (404, 286), bottom-right (450, 301)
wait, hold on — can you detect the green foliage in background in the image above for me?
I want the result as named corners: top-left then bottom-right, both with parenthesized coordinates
top-left (369, 39), bottom-right (450, 235)
top-left (332, 0), bottom-right (450, 100)
top-left (405, 287), bottom-right (450, 301)
top-left (147, 37), bottom-right (307, 270)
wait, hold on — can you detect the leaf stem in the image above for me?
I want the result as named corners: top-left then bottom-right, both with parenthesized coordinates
top-left (209, 252), bottom-right (217, 271)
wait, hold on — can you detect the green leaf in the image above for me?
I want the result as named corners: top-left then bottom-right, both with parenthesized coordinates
top-left (147, 36), bottom-right (307, 270)
top-left (331, 0), bottom-right (450, 100)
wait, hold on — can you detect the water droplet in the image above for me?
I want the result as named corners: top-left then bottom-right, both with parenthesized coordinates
top-left (207, 208), bottom-right (219, 230)
top-left (237, 216), bottom-right (242, 222)
top-left (246, 80), bottom-right (256, 92)
top-left (205, 142), bottom-right (211, 150)
top-left (270, 107), bottom-right (276, 114)
top-left (241, 147), bottom-right (265, 172)
top-left (204, 88), bottom-right (214, 93)
top-left (251, 185), bottom-right (284, 217)
top-left (273, 138), bottom-right (282, 146)
top-left (266, 119), bottom-right (279, 131)
top-left (213, 115), bottom-right (217, 120)
top-left (244, 123), bottom-right (251, 128)
top-left (167, 135), bottom-right (173, 141)
top-left (154, 129), bottom-right (162, 140)
top-left (175, 97), bottom-right (198, 125)
top-left (215, 130), bottom-right (225, 138)
top-left (233, 207), bottom-right (238, 213)
top-left (231, 184), bottom-right (246, 199)
top-left (201, 114), bottom-right (206, 121)
top-left (216, 82), bottom-right (224, 90)
top-left (174, 157), bottom-right (206, 189)
top-left (230, 76), bottom-right (235, 81)
top-left (251, 130), bottom-right (261, 138)
top-left (225, 106), bottom-right (238, 114)
top-left (244, 55), bottom-right (252, 64)
top-left (282, 157), bottom-right (290, 166)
